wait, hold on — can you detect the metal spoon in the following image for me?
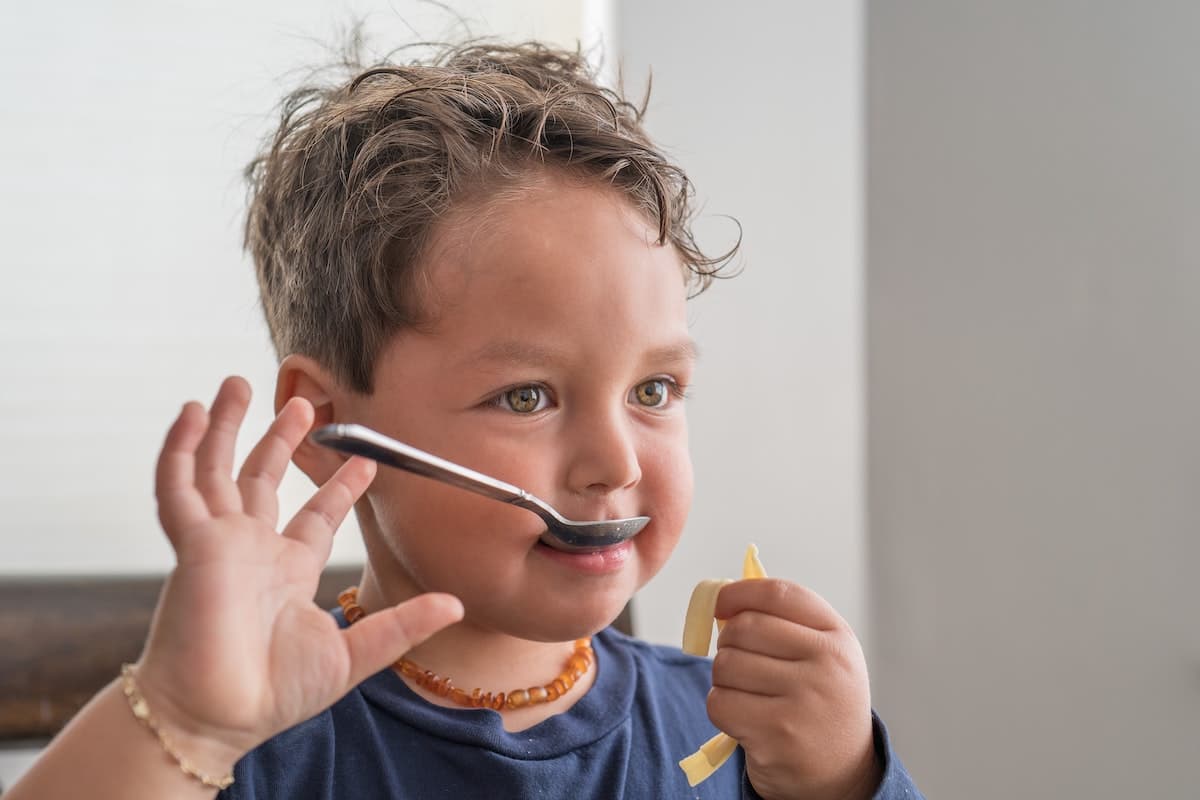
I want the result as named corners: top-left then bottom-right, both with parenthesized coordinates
top-left (310, 423), bottom-right (650, 551)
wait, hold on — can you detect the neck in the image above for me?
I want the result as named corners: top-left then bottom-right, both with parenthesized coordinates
top-left (354, 561), bottom-right (597, 732)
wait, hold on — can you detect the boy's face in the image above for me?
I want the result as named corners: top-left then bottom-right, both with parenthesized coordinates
top-left (343, 176), bottom-right (695, 641)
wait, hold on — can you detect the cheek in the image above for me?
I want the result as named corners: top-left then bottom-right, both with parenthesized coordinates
top-left (643, 423), bottom-right (693, 507)
top-left (364, 472), bottom-right (529, 582)
top-left (638, 435), bottom-right (693, 555)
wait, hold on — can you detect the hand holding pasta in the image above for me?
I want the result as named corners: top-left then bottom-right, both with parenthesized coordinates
top-left (680, 546), bottom-right (881, 800)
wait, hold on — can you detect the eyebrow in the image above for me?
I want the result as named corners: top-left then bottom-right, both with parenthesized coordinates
top-left (459, 338), bottom-right (699, 370)
top-left (645, 339), bottom-right (701, 365)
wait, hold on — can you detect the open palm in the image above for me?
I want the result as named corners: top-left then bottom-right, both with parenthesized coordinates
top-left (132, 377), bottom-right (461, 760)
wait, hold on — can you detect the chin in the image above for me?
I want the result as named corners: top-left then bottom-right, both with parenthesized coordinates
top-left (516, 598), bottom-right (631, 642)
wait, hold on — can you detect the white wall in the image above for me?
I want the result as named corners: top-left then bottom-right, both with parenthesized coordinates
top-left (868, 2), bottom-right (1200, 796)
top-left (0, 1), bottom-right (593, 575)
top-left (616, 3), bottom-right (866, 646)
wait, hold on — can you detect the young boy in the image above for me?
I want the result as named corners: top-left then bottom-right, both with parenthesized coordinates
top-left (9, 41), bottom-right (922, 799)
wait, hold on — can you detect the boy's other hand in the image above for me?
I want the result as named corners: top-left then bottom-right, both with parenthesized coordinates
top-left (136, 376), bottom-right (463, 769)
top-left (709, 578), bottom-right (882, 800)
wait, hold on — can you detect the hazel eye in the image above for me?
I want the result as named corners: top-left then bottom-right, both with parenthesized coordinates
top-left (502, 385), bottom-right (546, 414)
top-left (633, 379), bottom-right (670, 408)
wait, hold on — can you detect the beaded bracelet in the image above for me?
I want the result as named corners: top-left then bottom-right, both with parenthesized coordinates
top-left (119, 664), bottom-right (235, 790)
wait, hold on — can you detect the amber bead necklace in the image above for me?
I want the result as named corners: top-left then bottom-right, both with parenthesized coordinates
top-left (337, 586), bottom-right (593, 711)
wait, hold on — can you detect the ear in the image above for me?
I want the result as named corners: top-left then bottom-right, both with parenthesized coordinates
top-left (275, 354), bottom-right (348, 487)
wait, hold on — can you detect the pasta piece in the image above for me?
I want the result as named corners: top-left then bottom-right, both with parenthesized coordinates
top-left (681, 579), bottom-right (732, 656)
top-left (743, 543), bottom-right (767, 580)
top-left (679, 731), bottom-right (739, 787)
top-left (676, 545), bottom-right (769, 786)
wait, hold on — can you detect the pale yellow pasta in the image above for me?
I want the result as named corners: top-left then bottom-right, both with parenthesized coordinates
top-left (681, 579), bottom-right (732, 656)
top-left (677, 544), bottom-right (768, 786)
top-left (678, 731), bottom-right (739, 786)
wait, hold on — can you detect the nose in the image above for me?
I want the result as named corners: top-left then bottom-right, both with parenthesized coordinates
top-left (564, 405), bottom-right (642, 496)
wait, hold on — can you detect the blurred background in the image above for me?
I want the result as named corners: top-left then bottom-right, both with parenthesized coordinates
top-left (1, 1), bottom-right (1196, 796)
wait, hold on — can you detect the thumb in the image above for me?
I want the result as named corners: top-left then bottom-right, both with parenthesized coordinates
top-left (341, 593), bottom-right (464, 689)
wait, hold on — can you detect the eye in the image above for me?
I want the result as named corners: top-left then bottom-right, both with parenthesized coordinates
top-left (498, 385), bottom-right (549, 414)
top-left (633, 378), bottom-right (671, 408)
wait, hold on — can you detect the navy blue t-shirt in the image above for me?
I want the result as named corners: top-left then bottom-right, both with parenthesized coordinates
top-left (222, 616), bottom-right (922, 799)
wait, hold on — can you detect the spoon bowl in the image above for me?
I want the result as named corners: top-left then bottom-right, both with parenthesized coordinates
top-left (310, 424), bottom-right (650, 551)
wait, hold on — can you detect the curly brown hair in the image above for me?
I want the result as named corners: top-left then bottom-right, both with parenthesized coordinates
top-left (244, 40), bottom-right (735, 393)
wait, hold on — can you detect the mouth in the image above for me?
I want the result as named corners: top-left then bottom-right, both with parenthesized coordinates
top-left (534, 535), bottom-right (634, 574)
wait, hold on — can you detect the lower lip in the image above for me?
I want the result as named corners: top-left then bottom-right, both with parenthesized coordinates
top-left (535, 539), bottom-right (633, 574)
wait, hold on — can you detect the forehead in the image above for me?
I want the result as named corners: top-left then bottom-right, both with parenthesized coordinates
top-left (411, 177), bottom-right (691, 352)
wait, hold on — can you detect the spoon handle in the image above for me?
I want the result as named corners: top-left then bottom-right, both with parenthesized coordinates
top-left (310, 424), bottom-right (529, 505)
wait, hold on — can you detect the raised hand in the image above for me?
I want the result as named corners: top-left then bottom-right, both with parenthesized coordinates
top-left (134, 376), bottom-right (463, 769)
top-left (710, 579), bottom-right (881, 800)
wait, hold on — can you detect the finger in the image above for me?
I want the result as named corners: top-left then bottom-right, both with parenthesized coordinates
top-left (155, 402), bottom-right (212, 542)
top-left (716, 609), bottom-right (831, 661)
top-left (281, 456), bottom-right (376, 560)
top-left (715, 578), bottom-right (846, 633)
top-left (711, 645), bottom-right (796, 697)
top-left (706, 685), bottom-right (777, 742)
top-left (236, 397), bottom-right (314, 523)
top-left (194, 376), bottom-right (252, 515)
top-left (341, 593), bottom-right (464, 689)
